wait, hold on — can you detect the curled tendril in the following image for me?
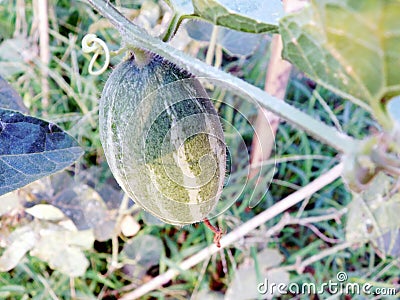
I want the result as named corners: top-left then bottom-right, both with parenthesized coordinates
top-left (82, 34), bottom-right (110, 76)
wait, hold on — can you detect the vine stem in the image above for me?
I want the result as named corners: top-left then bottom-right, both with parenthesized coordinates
top-left (119, 163), bottom-right (344, 299)
top-left (87, 0), bottom-right (358, 154)
top-left (271, 241), bottom-right (352, 274)
top-left (162, 12), bottom-right (180, 42)
top-left (203, 218), bottom-right (223, 248)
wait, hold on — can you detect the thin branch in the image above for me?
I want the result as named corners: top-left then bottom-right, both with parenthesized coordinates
top-left (303, 223), bottom-right (341, 244)
top-left (119, 163), bottom-right (344, 299)
top-left (86, 0), bottom-right (357, 154)
top-left (294, 210), bottom-right (346, 225)
top-left (272, 242), bottom-right (352, 274)
top-left (295, 242), bottom-right (352, 273)
top-left (266, 208), bottom-right (346, 238)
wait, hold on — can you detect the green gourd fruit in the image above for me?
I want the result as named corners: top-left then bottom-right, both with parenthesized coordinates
top-left (99, 51), bottom-right (226, 225)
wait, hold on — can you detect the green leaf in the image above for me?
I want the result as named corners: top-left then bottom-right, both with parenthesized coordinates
top-left (185, 20), bottom-right (263, 57)
top-left (25, 204), bottom-right (65, 221)
top-left (50, 182), bottom-right (116, 241)
top-left (225, 248), bottom-right (289, 299)
top-left (0, 208), bottom-right (95, 276)
top-left (0, 191), bottom-right (21, 216)
top-left (5, 170), bottom-right (120, 242)
top-left (375, 230), bottom-right (400, 257)
top-left (0, 226), bottom-right (36, 272)
top-left (280, 0), bottom-right (400, 129)
top-left (0, 76), bottom-right (28, 113)
top-left (0, 38), bottom-right (31, 78)
top-left (192, 0), bottom-right (283, 33)
top-left (0, 38), bottom-right (31, 62)
top-left (0, 108), bottom-right (83, 196)
top-left (346, 173), bottom-right (400, 257)
top-left (121, 234), bottom-right (164, 278)
top-left (30, 229), bottom-right (94, 277)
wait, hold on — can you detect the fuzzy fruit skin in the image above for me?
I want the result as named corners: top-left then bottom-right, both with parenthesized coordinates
top-left (100, 53), bottom-right (226, 225)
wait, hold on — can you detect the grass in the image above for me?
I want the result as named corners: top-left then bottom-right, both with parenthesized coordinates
top-left (0, 1), bottom-right (399, 299)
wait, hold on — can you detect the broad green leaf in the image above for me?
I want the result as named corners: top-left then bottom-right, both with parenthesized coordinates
top-left (0, 38), bottom-right (32, 78)
top-left (280, 0), bottom-right (400, 129)
top-left (0, 226), bottom-right (36, 272)
top-left (185, 20), bottom-right (262, 57)
top-left (375, 230), bottom-right (400, 257)
top-left (0, 62), bottom-right (27, 79)
top-left (25, 204), bottom-right (65, 221)
top-left (192, 0), bottom-right (283, 33)
top-left (97, 180), bottom-right (125, 210)
top-left (0, 191), bottom-right (20, 216)
top-left (49, 171), bottom-right (75, 194)
top-left (30, 229), bottom-right (94, 277)
top-left (225, 248), bottom-right (289, 299)
top-left (0, 205), bottom-right (95, 275)
top-left (73, 166), bottom-right (125, 210)
top-left (164, 0), bottom-right (194, 16)
top-left (0, 108), bottom-right (83, 196)
top-left (121, 234), bottom-right (164, 278)
top-left (0, 38), bottom-right (31, 62)
top-left (346, 173), bottom-right (400, 257)
top-left (0, 76), bottom-right (28, 113)
top-left (51, 183), bottom-right (116, 241)
top-left (9, 170), bottom-right (121, 242)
